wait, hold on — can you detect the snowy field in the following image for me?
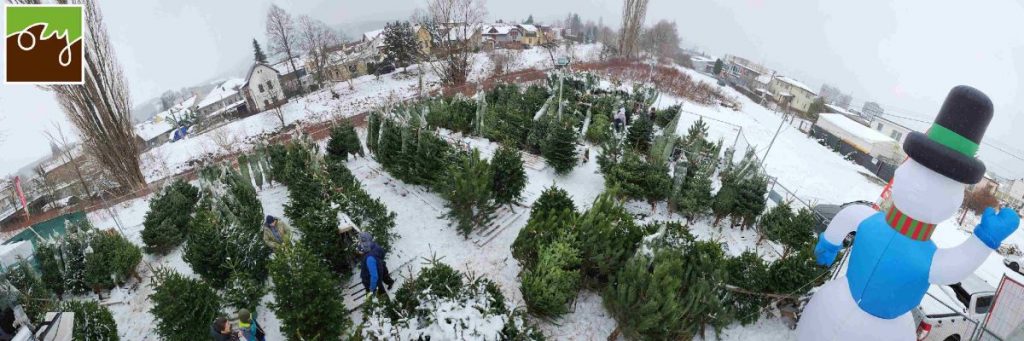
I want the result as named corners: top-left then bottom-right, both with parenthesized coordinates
top-left (50, 52), bottom-right (1024, 340)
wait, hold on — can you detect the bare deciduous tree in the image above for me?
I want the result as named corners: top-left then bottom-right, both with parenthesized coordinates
top-left (44, 122), bottom-right (94, 200)
top-left (266, 4), bottom-right (304, 94)
top-left (640, 20), bottom-right (681, 60)
top-left (15, 0), bottom-right (147, 192)
top-left (418, 0), bottom-right (486, 86)
top-left (298, 15), bottom-right (340, 88)
top-left (618, 0), bottom-right (649, 59)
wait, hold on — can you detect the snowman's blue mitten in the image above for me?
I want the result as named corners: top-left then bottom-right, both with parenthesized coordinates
top-left (975, 207), bottom-right (1021, 250)
top-left (814, 235), bottom-right (842, 266)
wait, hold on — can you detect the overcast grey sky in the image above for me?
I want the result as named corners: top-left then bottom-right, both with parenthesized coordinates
top-left (1, 0), bottom-right (1023, 179)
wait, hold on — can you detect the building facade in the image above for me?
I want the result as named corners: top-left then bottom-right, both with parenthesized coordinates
top-left (768, 76), bottom-right (817, 114)
top-left (242, 64), bottom-right (287, 113)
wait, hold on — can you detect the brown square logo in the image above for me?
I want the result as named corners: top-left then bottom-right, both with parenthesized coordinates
top-left (5, 4), bottom-right (84, 84)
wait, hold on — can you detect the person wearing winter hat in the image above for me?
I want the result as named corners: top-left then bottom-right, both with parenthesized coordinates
top-left (210, 316), bottom-right (244, 341)
top-left (236, 309), bottom-right (266, 341)
top-left (262, 215), bottom-right (293, 251)
top-left (357, 232), bottom-right (394, 296)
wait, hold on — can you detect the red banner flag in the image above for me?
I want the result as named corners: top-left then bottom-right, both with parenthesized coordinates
top-left (14, 176), bottom-right (28, 217)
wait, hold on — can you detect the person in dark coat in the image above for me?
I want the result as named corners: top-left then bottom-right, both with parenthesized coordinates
top-left (210, 316), bottom-right (243, 341)
top-left (357, 232), bottom-right (394, 296)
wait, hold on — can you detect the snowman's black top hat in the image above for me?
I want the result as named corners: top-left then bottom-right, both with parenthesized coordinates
top-left (903, 85), bottom-right (991, 184)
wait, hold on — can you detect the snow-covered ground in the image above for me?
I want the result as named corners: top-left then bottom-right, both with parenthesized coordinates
top-left (30, 53), bottom-right (1024, 340)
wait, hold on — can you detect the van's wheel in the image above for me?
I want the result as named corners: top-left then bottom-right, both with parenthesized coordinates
top-left (1011, 262), bottom-right (1020, 272)
top-left (944, 335), bottom-right (961, 341)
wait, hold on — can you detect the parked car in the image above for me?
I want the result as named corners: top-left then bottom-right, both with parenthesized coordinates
top-left (913, 274), bottom-right (996, 341)
top-left (811, 200), bottom-right (873, 247)
top-left (1004, 254), bottom-right (1022, 274)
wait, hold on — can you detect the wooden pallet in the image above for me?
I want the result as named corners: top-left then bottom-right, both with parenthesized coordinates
top-left (470, 194), bottom-right (534, 247)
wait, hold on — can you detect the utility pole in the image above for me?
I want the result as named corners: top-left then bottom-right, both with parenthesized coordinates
top-left (761, 98), bottom-right (791, 168)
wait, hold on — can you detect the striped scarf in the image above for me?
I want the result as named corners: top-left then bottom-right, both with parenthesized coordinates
top-left (885, 205), bottom-right (937, 241)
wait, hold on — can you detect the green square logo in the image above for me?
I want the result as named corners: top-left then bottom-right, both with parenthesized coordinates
top-left (5, 4), bottom-right (83, 84)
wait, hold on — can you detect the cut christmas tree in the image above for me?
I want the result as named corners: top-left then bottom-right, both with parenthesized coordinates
top-left (149, 268), bottom-right (221, 341)
top-left (269, 244), bottom-right (350, 340)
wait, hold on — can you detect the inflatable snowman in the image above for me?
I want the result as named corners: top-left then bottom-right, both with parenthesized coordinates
top-left (797, 86), bottom-right (1020, 341)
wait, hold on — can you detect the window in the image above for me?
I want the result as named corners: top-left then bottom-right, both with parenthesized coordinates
top-left (875, 123), bottom-right (883, 131)
top-left (975, 295), bottom-right (993, 314)
top-left (891, 131), bottom-right (903, 141)
top-left (265, 99), bottom-right (271, 107)
top-left (258, 84), bottom-right (264, 93)
top-left (267, 81), bottom-right (274, 90)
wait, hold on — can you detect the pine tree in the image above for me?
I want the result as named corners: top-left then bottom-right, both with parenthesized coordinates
top-left (605, 251), bottom-right (691, 340)
top-left (767, 246), bottom-right (827, 295)
top-left (676, 162), bottom-right (714, 219)
top-left (238, 153), bottom-right (253, 187)
top-left (142, 180), bottom-right (200, 254)
top-left (412, 129), bottom-right (452, 189)
top-left (269, 244), bottom-right (350, 340)
top-left (575, 193), bottom-right (642, 284)
top-left (327, 159), bottom-right (398, 253)
top-left (713, 59), bottom-right (723, 75)
top-left (490, 144), bottom-right (527, 207)
top-left (512, 208), bottom-right (577, 270)
top-left (542, 116), bottom-right (579, 175)
top-left (725, 251), bottom-right (770, 325)
top-left (149, 269), bottom-right (221, 341)
top-left (367, 112), bottom-right (382, 153)
top-left (0, 261), bottom-right (56, 323)
top-left (287, 175), bottom-right (355, 276)
top-left (525, 15), bottom-right (535, 24)
top-left (529, 185), bottom-right (577, 220)
top-left (224, 269), bottom-right (266, 311)
top-left (183, 199), bottom-right (232, 288)
top-left (37, 222), bottom-right (92, 296)
top-left (442, 149), bottom-right (496, 237)
top-left (625, 114), bottom-right (654, 154)
top-left (521, 236), bottom-right (581, 317)
top-left (377, 118), bottom-right (404, 174)
top-left (253, 38), bottom-right (268, 64)
top-left (735, 174), bottom-right (769, 228)
top-left (61, 300), bottom-right (119, 340)
top-left (712, 166), bottom-right (739, 226)
top-left (251, 150), bottom-right (266, 190)
top-left (327, 119), bottom-right (364, 162)
top-left (84, 231), bottom-right (142, 291)
top-left (382, 21), bottom-right (420, 71)
top-left (605, 149), bottom-right (671, 209)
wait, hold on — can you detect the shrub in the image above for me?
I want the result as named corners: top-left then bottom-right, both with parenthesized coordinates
top-left (149, 269), bottom-right (221, 341)
top-left (62, 300), bottom-right (119, 340)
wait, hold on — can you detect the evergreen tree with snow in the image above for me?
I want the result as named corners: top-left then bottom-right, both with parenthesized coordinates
top-left (767, 246), bottom-right (827, 295)
top-left (366, 112), bottom-right (382, 153)
top-left (490, 143), bottom-right (527, 207)
top-left (521, 236), bottom-right (581, 317)
top-left (183, 198), bottom-right (232, 288)
top-left (512, 208), bottom-right (577, 270)
top-left (149, 269), bottom-right (221, 341)
top-left (525, 15), bottom-right (535, 24)
top-left (712, 173), bottom-right (739, 226)
top-left (442, 149), bottom-right (496, 237)
top-left (141, 180), bottom-right (200, 254)
top-left (542, 116), bottom-right (579, 175)
top-left (575, 192), bottom-right (642, 284)
top-left (625, 114), bottom-right (654, 154)
top-left (237, 153), bottom-right (253, 187)
top-left (604, 149), bottom-right (671, 209)
top-left (605, 251), bottom-right (690, 340)
top-left (676, 161), bottom-right (714, 219)
top-left (529, 185), bottom-right (577, 220)
top-left (382, 21), bottom-right (420, 71)
top-left (725, 251), bottom-right (771, 325)
top-left (269, 243), bottom-right (350, 340)
top-left (286, 169), bottom-right (355, 276)
top-left (327, 119), bottom-right (363, 162)
top-left (412, 129), bottom-right (452, 188)
top-left (84, 231), bottom-right (142, 291)
top-left (0, 261), bottom-right (56, 323)
top-left (253, 38), bottom-right (268, 64)
top-left (62, 300), bottom-right (119, 340)
top-left (735, 173), bottom-right (769, 229)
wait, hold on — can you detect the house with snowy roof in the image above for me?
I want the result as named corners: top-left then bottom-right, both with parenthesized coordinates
top-left (481, 24), bottom-right (521, 44)
top-left (869, 112), bottom-right (929, 145)
top-left (241, 63), bottom-right (287, 113)
top-left (517, 24), bottom-right (545, 46)
top-left (195, 78), bottom-right (245, 117)
top-left (270, 56), bottom-right (309, 95)
top-left (812, 113), bottom-right (903, 181)
top-left (768, 75), bottom-right (817, 115)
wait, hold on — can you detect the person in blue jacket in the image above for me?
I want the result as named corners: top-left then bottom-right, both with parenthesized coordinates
top-left (358, 232), bottom-right (393, 296)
